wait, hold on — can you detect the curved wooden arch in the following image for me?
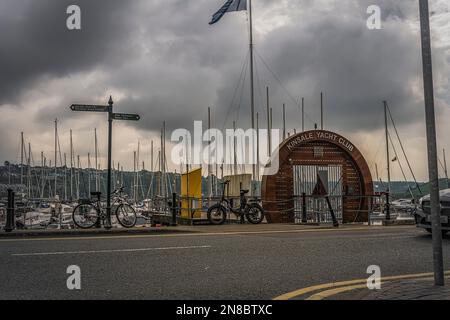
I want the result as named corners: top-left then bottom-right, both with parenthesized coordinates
top-left (261, 130), bottom-right (374, 223)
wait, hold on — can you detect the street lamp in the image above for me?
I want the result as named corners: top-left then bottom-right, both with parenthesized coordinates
top-left (418, 0), bottom-right (444, 286)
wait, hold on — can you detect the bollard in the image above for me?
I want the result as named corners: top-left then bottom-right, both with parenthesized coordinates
top-left (4, 189), bottom-right (15, 232)
top-left (171, 193), bottom-right (178, 226)
top-left (301, 193), bottom-right (307, 223)
top-left (385, 192), bottom-right (391, 221)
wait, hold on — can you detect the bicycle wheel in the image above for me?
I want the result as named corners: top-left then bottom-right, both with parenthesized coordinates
top-left (207, 204), bottom-right (227, 225)
top-left (73, 203), bottom-right (99, 229)
top-left (245, 203), bottom-right (265, 224)
top-left (115, 204), bottom-right (137, 228)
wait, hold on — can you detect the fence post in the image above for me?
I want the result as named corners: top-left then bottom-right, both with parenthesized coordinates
top-left (4, 189), bottom-right (15, 232)
top-left (302, 193), bottom-right (307, 223)
top-left (171, 193), bottom-right (178, 226)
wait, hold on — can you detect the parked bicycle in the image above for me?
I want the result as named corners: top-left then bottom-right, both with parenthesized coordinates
top-left (72, 187), bottom-right (137, 229)
top-left (207, 180), bottom-right (265, 225)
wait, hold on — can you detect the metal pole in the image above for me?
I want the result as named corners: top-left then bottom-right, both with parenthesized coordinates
top-left (383, 101), bottom-right (391, 220)
top-left (249, 0), bottom-right (256, 184)
top-left (419, 0), bottom-right (444, 286)
top-left (106, 96), bottom-right (113, 229)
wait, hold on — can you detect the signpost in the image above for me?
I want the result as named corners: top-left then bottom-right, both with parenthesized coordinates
top-left (70, 105), bottom-right (110, 113)
top-left (70, 96), bottom-right (140, 230)
top-left (112, 113), bottom-right (141, 121)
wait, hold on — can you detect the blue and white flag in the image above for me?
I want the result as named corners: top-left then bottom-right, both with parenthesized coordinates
top-left (209, 0), bottom-right (247, 25)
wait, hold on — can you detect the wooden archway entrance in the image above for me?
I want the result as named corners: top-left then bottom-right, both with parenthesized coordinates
top-left (261, 130), bottom-right (373, 224)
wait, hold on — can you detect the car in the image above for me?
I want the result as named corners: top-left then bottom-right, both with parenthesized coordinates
top-left (414, 189), bottom-right (450, 236)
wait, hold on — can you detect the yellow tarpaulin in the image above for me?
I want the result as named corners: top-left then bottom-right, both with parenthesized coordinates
top-left (181, 168), bottom-right (202, 219)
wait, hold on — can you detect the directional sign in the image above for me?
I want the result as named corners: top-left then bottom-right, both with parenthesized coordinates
top-left (112, 113), bottom-right (141, 121)
top-left (70, 104), bottom-right (109, 112)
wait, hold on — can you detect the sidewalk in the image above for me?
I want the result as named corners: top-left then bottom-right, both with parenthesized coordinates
top-left (329, 278), bottom-right (450, 300)
top-left (0, 223), bottom-right (387, 239)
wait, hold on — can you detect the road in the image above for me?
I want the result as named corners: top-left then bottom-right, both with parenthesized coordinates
top-left (0, 226), bottom-right (448, 300)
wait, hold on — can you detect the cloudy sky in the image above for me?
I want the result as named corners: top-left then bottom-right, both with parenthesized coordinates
top-left (0, 0), bottom-right (449, 182)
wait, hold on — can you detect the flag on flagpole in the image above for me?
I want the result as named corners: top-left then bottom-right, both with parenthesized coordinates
top-left (209, 0), bottom-right (247, 25)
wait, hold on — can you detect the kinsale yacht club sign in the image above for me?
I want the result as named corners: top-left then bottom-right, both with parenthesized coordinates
top-left (286, 130), bottom-right (355, 153)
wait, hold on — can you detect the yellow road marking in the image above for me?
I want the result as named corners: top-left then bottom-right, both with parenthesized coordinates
top-left (0, 226), bottom-right (413, 243)
top-left (306, 284), bottom-right (369, 300)
top-left (274, 270), bottom-right (450, 300)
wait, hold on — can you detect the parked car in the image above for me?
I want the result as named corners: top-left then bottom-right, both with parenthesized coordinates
top-left (414, 189), bottom-right (450, 236)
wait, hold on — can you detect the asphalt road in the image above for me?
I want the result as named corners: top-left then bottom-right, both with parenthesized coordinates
top-left (0, 226), bottom-right (449, 300)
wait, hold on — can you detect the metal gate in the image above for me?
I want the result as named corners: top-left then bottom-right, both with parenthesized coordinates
top-left (293, 165), bottom-right (343, 224)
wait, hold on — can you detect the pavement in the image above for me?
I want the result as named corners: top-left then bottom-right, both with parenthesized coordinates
top-left (0, 223), bottom-right (343, 238)
top-left (0, 224), bottom-right (449, 300)
top-left (333, 278), bottom-right (450, 300)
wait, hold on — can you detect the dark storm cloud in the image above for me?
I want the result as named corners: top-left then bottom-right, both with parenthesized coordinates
top-left (0, 0), bottom-right (140, 105)
top-left (256, 3), bottom-right (424, 132)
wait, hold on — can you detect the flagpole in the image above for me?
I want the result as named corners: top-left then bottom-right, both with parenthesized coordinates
top-left (249, 0), bottom-right (256, 192)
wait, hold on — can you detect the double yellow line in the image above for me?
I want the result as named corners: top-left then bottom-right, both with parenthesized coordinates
top-left (274, 270), bottom-right (450, 300)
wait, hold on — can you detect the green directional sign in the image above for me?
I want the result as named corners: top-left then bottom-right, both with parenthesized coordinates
top-left (112, 113), bottom-right (141, 121)
top-left (70, 104), bottom-right (109, 112)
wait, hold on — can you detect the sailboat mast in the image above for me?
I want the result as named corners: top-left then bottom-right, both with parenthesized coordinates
top-left (302, 97), bottom-right (305, 132)
top-left (383, 101), bottom-right (391, 194)
top-left (70, 129), bottom-right (73, 200)
top-left (20, 132), bottom-right (24, 189)
top-left (95, 128), bottom-right (99, 191)
top-left (88, 153), bottom-right (91, 195)
top-left (64, 153), bottom-right (67, 201)
top-left (54, 118), bottom-right (58, 198)
top-left (28, 142), bottom-right (31, 199)
top-left (320, 92), bottom-right (324, 130)
top-left (266, 87), bottom-right (271, 157)
top-left (248, 0), bottom-right (256, 185)
top-left (208, 107), bottom-right (212, 201)
top-left (134, 150), bottom-right (137, 204)
top-left (77, 155), bottom-right (80, 199)
top-left (282, 103), bottom-right (286, 141)
top-left (444, 149), bottom-right (449, 187)
top-left (151, 140), bottom-right (154, 172)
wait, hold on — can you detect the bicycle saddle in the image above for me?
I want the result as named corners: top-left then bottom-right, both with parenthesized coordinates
top-left (90, 192), bottom-right (102, 197)
top-left (240, 189), bottom-right (250, 195)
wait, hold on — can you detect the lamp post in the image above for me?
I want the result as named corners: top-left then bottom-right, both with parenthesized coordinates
top-left (419, 0), bottom-right (444, 286)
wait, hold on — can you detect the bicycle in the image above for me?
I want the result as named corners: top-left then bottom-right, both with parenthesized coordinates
top-left (72, 187), bottom-right (137, 229)
top-left (207, 180), bottom-right (265, 225)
